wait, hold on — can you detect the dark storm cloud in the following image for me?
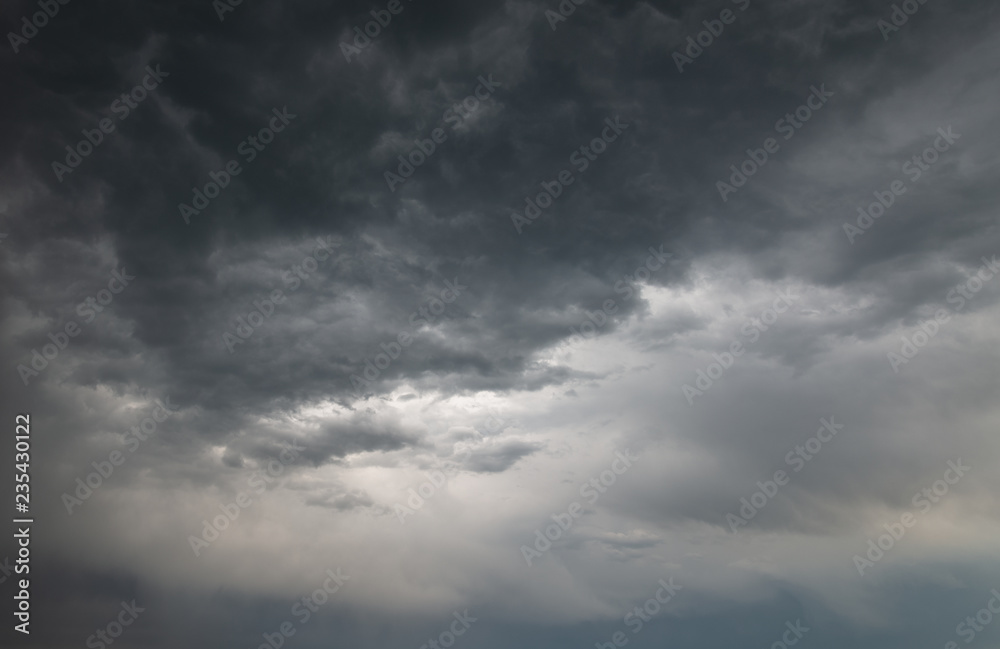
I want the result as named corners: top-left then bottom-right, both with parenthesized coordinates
top-left (4, 0), bottom-right (991, 411)
top-left (463, 439), bottom-right (541, 473)
top-left (301, 421), bottom-right (417, 464)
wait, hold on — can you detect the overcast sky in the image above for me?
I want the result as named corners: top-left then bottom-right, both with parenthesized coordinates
top-left (2, 0), bottom-right (1000, 647)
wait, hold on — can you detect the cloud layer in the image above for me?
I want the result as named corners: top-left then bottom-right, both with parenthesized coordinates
top-left (2, 0), bottom-right (1000, 647)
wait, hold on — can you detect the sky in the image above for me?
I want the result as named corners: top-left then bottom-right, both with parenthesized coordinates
top-left (2, 0), bottom-right (1000, 647)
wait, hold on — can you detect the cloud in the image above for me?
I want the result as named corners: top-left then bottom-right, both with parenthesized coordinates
top-left (3, 0), bottom-right (1000, 647)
